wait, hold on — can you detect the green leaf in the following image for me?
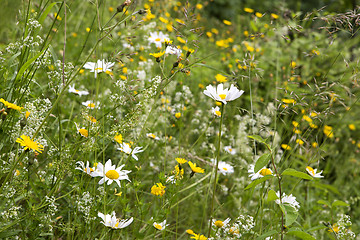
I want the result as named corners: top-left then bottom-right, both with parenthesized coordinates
top-left (255, 230), bottom-right (278, 240)
top-left (306, 225), bottom-right (328, 232)
top-left (248, 135), bottom-right (270, 149)
top-left (39, 2), bottom-right (59, 25)
top-left (248, 135), bottom-right (266, 143)
top-left (244, 175), bottom-right (274, 190)
top-left (331, 200), bottom-right (349, 208)
top-left (317, 200), bottom-right (330, 206)
top-left (250, 20), bottom-right (258, 32)
top-left (281, 204), bottom-right (298, 226)
top-left (254, 153), bottom-right (271, 173)
top-left (312, 182), bottom-right (340, 195)
top-left (267, 189), bottom-right (279, 202)
top-left (287, 230), bottom-right (316, 240)
top-left (15, 48), bottom-right (47, 81)
top-left (282, 168), bottom-right (313, 180)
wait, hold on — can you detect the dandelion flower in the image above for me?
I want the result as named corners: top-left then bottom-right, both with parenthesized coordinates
top-left (151, 183), bottom-right (166, 196)
top-left (83, 59), bottom-right (115, 78)
top-left (275, 191), bottom-right (300, 210)
top-left (175, 158), bottom-right (187, 164)
top-left (188, 161), bottom-right (205, 174)
top-left (224, 145), bottom-right (236, 155)
top-left (92, 159), bottom-right (131, 187)
top-left (248, 164), bottom-right (273, 180)
top-left (217, 161), bottom-right (234, 175)
top-left (215, 73), bottom-right (227, 83)
top-left (16, 135), bottom-right (44, 153)
top-left (153, 220), bottom-right (169, 231)
top-left (118, 142), bottom-right (144, 161)
top-left (68, 84), bottom-right (89, 97)
top-left (203, 84), bottom-right (244, 105)
top-left (98, 212), bottom-right (133, 229)
top-left (0, 98), bottom-right (23, 111)
top-left (306, 166), bottom-right (324, 178)
top-left (244, 7), bottom-right (254, 13)
top-left (186, 229), bottom-right (207, 240)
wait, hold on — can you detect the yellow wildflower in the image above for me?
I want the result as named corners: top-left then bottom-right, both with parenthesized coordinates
top-left (16, 135), bottom-right (44, 153)
top-left (151, 183), bottom-right (166, 196)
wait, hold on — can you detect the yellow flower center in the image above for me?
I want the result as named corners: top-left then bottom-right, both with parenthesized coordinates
top-left (155, 38), bottom-right (161, 42)
top-left (87, 103), bottom-right (95, 108)
top-left (78, 128), bottom-right (88, 137)
top-left (114, 221), bottom-right (119, 228)
top-left (219, 94), bottom-right (227, 100)
top-left (214, 220), bottom-right (224, 228)
top-left (222, 167), bottom-right (228, 171)
top-left (95, 67), bottom-right (103, 71)
top-left (306, 166), bottom-right (315, 176)
top-left (154, 224), bottom-right (162, 230)
top-left (260, 168), bottom-right (272, 176)
top-left (215, 110), bottom-right (221, 116)
top-left (106, 170), bottom-right (119, 179)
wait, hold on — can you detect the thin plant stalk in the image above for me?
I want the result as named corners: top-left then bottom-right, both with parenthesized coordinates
top-left (208, 103), bottom-right (224, 237)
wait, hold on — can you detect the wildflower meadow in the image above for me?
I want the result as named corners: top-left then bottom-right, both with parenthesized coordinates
top-left (1, 0), bottom-right (360, 239)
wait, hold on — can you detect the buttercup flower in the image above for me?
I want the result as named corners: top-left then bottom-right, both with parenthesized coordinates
top-left (92, 159), bottom-right (131, 187)
top-left (306, 166), bottom-right (324, 178)
top-left (68, 84), bottom-right (89, 97)
top-left (248, 164), bottom-right (273, 180)
top-left (0, 98), bottom-right (23, 111)
top-left (153, 220), bottom-right (169, 231)
top-left (203, 84), bottom-right (244, 104)
top-left (275, 191), bottom-right (300, 210)
top-left (83, 59), bottom-right (114, 78)
top-left (98, 211), bottom-right (133, 229)
top-left (224, 145), bottom-right (236, 155)
top-left (118, 142), bottom-right (144, 161)
top-left (16, 135), bottom-right (44, 153)
top-left (217, 161), bottom-right (234, 175)
top-left (151, 183), bottom-right (166, 196)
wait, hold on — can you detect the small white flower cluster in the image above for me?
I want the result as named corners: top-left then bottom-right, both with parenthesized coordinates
top-left (335, 214), bottom-right (356, 239)
top-left (76, 192), bottom-right (96, 222)
top-left (0, 205), bottom-right (22, 221)
top-left (214, 215), bottom-right (255, 239)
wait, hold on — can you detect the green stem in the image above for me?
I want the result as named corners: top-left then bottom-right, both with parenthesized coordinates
top-left (208, 103), bottom-right (224, 237)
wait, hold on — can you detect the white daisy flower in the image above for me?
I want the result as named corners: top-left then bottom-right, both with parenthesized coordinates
top-left (98, 211), bottom-right (133, 229)
top-left (83, 59), bottom-right (115, 78)
top-left (153, 220), bottom-right (169, 231)
top-left (146, 133), bottom-right (160, 140)
top-left (68, 84), bottom-right (89, 97)
top-left (81, 100), bottom-right (99, 109)
top-left (306, 166), bottom-right (324, 178)
top-left (165, 45), bottom-right (182, 57)
top-left (92, 159), bottom-right (131, 187)
top-left (75, 161), bottom-right (98, 176)
top-left (118, 142), bottom-right (144, 161)
top-left (75, 123), bottom-right (88, 138)
top-left (211, 106), bottom-right (221, 117)
top-left (217, 161), bottom-right (234, 175)
top-left (275, 191), bottom-right (300, 210)
top-left (248, 164), bottom-right (273, 181)
top-left (212, 217), bottom-right (231, 228)
top-left (224, 146), bottom-right (236, 155)
top-left (148, 31), bottom-right (169, 48)
top-left (203, 84), bottom-right (244, 104)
